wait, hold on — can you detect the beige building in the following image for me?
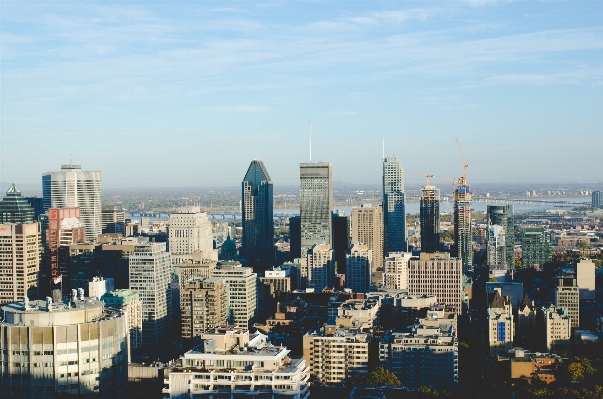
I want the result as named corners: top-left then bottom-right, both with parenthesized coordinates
top-left (180, 277), bottom-right (227, 338)
top-left (351, 204), bottom-right (383, 274)
top-left (0, 222), bottom-right (40, 304)
top-left (303, 325), bottom-right (369, 384)
top-left (407, 252), bottom-right (463, 314)
top-left (487, 291), bottom-right (514, 356)
top-left (168, 206), bottom-right (216, 264)
top-left (302, 244), bottom-right (335, 291)
top-left (576, 259), bottom-right (595, 300)
top-left (176, 254), bottom-right (218, 290)
top-left (540, 304), bottom-right (571, 351)
top-left (210, 262), bottom-right (257, 327)
top-left (383, 252), bottom-right (412, 290)
top-left (554, 276), bottom-right (579, 328)
top-left (260, 265), bottom-right (295, 296)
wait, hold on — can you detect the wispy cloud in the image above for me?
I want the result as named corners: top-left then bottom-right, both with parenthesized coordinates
top-left (206, 105), bottom-right (270, 112)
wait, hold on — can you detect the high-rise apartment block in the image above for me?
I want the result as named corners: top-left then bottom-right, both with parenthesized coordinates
top-left (453, 178), bottom-right (472, 273)
top-left (383, 155), bottom-right (407, 253)
top-left (487, 205), bottom-right (514, 270)
top-left (0, 222), bottom-right (40, 304)
top-left (101, 205), bottom-right (125, 236)
top-left (521, 226), bottom-right (551, 269)
top-left (210, 262), bottom-right (257, 327)
top-left (177, 256), bottom-right (217, 289)
top-left (129, 242), bottom-right (172, 347)
top-left (42, 163), bottom-right (102, 242)
top-left (351, 204), bottom-right (383, 274)
top-left (345, 243), bottom-right (372, 293)
top-left (554, 276), bottom-right (579, 328)
top-left (241, 160), bottom-right (274, 267)
top-left (383, 252), bottom-right (412, 290)
top-left (419, 183), bottom-right (440, 253)
top-left (576, 259), bottom-right (596, 300)
top-left (299, 162), bottom-right (333, 255)
top-left (180, 277), bottom-right (227, 338)
top-left (302, 244), bottom-right (335, 291)
top-left (168, 206), bottom-right (216, 264)
top-left (0, 184), bottom-right (35, 223)
top-left (592, 190), bottom-right (602, 209)
top-left (487, 225), bottom-right (507, 270)
top-left (101, 289), bottom-right (143, 352)
top-left (407, 253), bottom-right (463, 314)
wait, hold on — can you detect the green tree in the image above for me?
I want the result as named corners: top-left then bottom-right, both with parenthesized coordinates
top-left (365, 367), bottom-right (400, 386)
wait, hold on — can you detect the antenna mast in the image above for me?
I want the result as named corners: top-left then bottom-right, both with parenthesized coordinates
top-left (309, 121), bottom-right (312, 162)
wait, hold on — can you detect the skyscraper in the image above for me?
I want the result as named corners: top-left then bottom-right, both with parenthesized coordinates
top-left (453, 177), bottom-right (472, 274)
top-left (168, 206), bottom-right (216, 264)
top-left (241, 160), bottom-right (274, 268)
top-left (42, 163), bottom-right (102, 242)
top-left (487, 205), bottom-right (515, 269)
top-left (593, 191), bottom-right (602, 209)
top-left (332, 210), bottom-right (350, 274)
top-left (345, 242), bottom-right (372, 293)
top-left (0, 184), bottom-right (35, 223)
top-left (0, 222), bottom-right (40, 303)
top-left (351, 204), bottom-right (383, 276)
top-left (420, 180), bottom-right (440, 253)
top-left (521, 226), bottom-right (551, 269)
top-left (300, 162), bottom-right (333, 255)
top-left (383, 155), bottom-right (407, 253)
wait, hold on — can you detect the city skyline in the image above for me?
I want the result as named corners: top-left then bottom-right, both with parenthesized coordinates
top-left (1, 1), bottom-right (602, 187)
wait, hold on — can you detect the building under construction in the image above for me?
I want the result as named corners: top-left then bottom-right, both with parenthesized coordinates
top-left (453, 178), bottom-right (473, 274)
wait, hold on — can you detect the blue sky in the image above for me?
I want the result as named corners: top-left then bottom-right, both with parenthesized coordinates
top-left (1, 1), bottom-right (602, 187)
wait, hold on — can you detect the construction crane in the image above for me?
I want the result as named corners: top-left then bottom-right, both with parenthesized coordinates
top-left (419, 174), bottom-right (434, 187)
top-left (440, 178), bottom-right (457, 191)
top-left (455, 138), bottom-right (469, 186)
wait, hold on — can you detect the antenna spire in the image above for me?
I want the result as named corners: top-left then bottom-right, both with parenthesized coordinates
top-left (309, 121), bottom-right (312, 162)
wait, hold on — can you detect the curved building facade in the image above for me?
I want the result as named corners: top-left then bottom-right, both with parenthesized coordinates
top-left (0, 295), bottom-right (128, 398)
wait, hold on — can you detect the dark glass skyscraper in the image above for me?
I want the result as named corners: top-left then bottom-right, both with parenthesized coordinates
top-left (0, 184), bottom-right (35, 223)
top-left (332, 210), bottom-right (350, 274)
top-left (383, 155), bottom-right (407, 253)
top-left (420, 183), bottom-right (440, 253)
top-left (241, 160), bottom-right (274, 268)
top-left (487, 205), bottom-right (515, 269)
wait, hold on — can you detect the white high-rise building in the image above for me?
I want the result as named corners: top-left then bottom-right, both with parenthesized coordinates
top-left (129, 242), bottom-right (172, 347)
top-left (300, 162), bottom-right (333, 255)
top-left (168, 206), bottom-right (216, 264)
top-left (577, 259), bottom-right (596, 300)
top-left (407, 253), bottom-right (463, 314)
top-left (0, 223), bottom-right (40, 304)
top-left (210, 262), bottom-right (257, 327)
top-left (302, 244), bottom-right (335, 291)
top-left (345, 243), bottom-right (372, 293)
top-left (487, 224), bottom-right (506, 269)
top-left (42, 163), bottom-right (102, 242)
top-left (383, 252), bottom-right (412, 290)
top-left (383, 155), bottom-right (407, 253)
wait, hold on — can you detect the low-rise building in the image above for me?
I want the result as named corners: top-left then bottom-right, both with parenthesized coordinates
top-left (336, 298), bottom-right (380, 329)
top-left (164, 326), bottom-right (310, 399)
top-left (488, 291), bottom-right (514, 356)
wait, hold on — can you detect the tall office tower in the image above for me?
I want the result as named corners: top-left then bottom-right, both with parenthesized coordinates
top-left (129, 242), bottom-right (172, 347)
top-left (180, 277), bottom-right (227, 338)
top-left (168, 206), bottom-right (216, 264)
top-left (554, 276), bottom-right (579, 328)
top-left (241, 160), bottom-right (274, 268)
top-left (101, 205), bottom-right (126, 236)
top-left (383, 155), bottom-right (407, 253)
top-left (0, 223), bottom-right (40, 303)
top-left (101, 289), bottom-right (143, 352)
top-left (576, 259), bottom-right (596, 300)
top-left (345, 243), bottom-right (372, 293)
top-left (288, 216), bottom-right (301, 259)
top-left (419, 181), bottom-right (440, 253)
top-left (487, 225), bottom-right (507, 270)
top-left (351, 204), bottom-right (384, 276)
top-left (302, 244), bottom-right (335, 290)
top-left (25, 196), bottom-right (44, 221)
top-left (100, 236), bottom-right (143, 289)
top-left (0, 184), bottom-right (35, 223)
top-left (521, 226), bottom-right (552, 269)
top-left (299, 162), bottom-right (333, 255)
top-left (42, 162), bottom-right (102, 242)
top-left (592, 191), bottom-right (602, 208)
top-left (453, 177), bottom-right (472, 273)
top-left (408, 253), bottom-right (463, 314)
top-left (383, 252), bottom-right (412, 290)
top-left (332, 210), bottom-right (350, 274)
top-left (210, 262), bottom-right (258, 327)
top-left (487, 205), bottom-right (514, 269)
top-left (44, 207), bottom-right (86, 296)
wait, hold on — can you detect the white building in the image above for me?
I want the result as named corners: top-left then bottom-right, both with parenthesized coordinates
top-left (540, 304), bottom-right (571, 351)
top-left (101, 289), bottom-right (143, 353)
top-left (168, 206), bottom-right (216, 264)
top-left (0, 222), bottom-right (40, 304)
top-left (555, 276), bottom-right (579, 328)
top-left (210, 262), bottom-right (257, 327)
top-left (336, 298), bottom-right (380, 328)
top-left (577, 259), bottom-right (596, 300)
top-left (379, 317), bottom-right (458, 388)
top-left (43, 163), bottom-right (102, 241)
top-left (165, 326), bottom-right (310, 399)
top-left (345, 243), bottom-right (372, 293)
top-left (302, 244), bottom-right (335, 291)
top-left (407, 253), bottom-right (463, 314)
top-left (487, 291), bottom-right (514, 356)
top-left (129, 242), bottom-right (172, 347)
top-left (487, 224), bottom-right (507, 269)
top-left (383, 252), bottom-right (412, 290)
top-left (303, 325), bottom-right (369, 384)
